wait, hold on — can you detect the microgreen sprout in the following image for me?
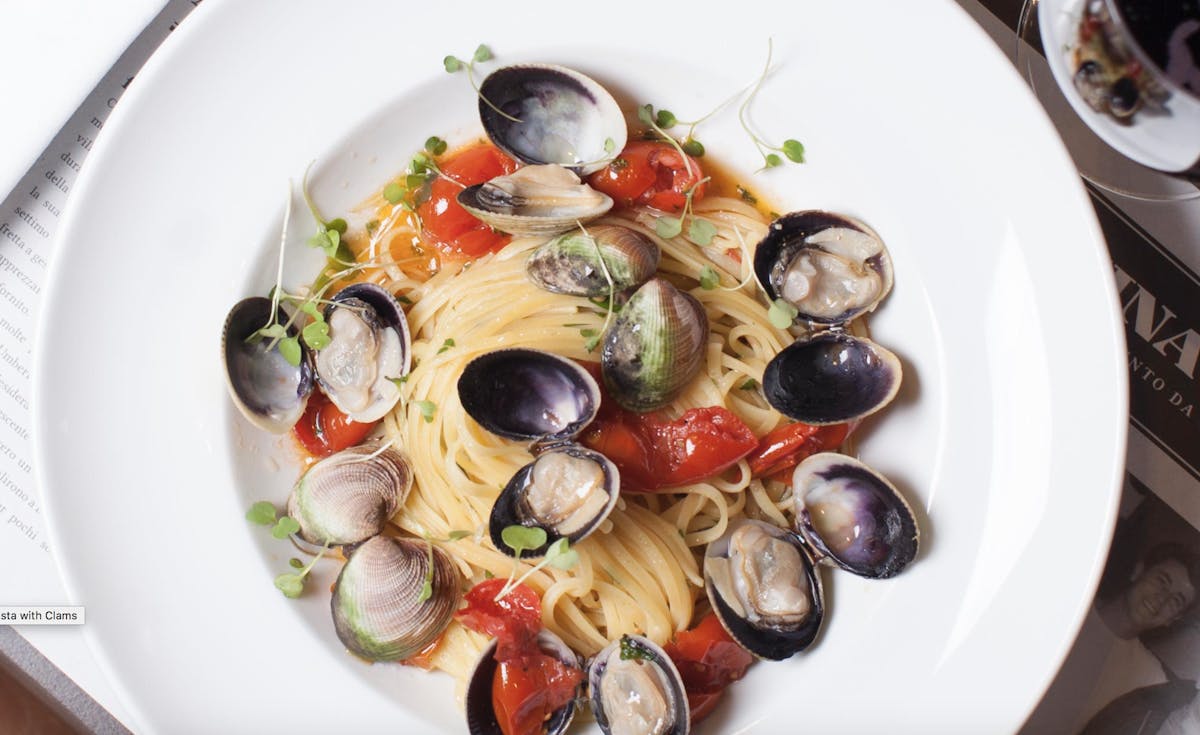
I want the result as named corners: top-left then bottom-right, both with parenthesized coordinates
top-left (739, 40), bottom-right (806, 171)
top-left (495, 526), bottom-right (579, 600)
top-left (443, 44), bottom-right (518, 123)
top-left (417, 529), bottom-right (473, 602)
top-left (699, 265), bottom-right (721, 290)
top-left (274, 543), bottom-right (330, 599)
top-left (437, 338), bottom-right (456, 354)
top-left (768, 298), bottom-right (799, 329)
top-left (245, 501), bottom-right (278, 526)
top-left (414, 400), bottom-right (437, 423)
top-left (618, 635), bottom-right (655, 661)
top-left (651, 176), bottom-right (716, 247)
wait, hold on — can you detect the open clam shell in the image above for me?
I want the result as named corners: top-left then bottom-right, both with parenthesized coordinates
top-left (526, 224), bottom-right (659, 297)
top-left (489, 446), bottom-right (619, 558)
top-left (457, 164), bottom-right (613, 238)
top-left (222, 297), bottom-right (314, 433)
top-left (601, 277), bottom-right (709, 413)
top-left (287, 444), bottom-right (413, 546)
top-left (753, 210), bottom-right (893, 327)
top-left (792, 452), bottom-right (919, 579)
top-left (587, 634), bottom-right (690, 735)
top-left (465, 630), bottom-right (582, 735)
top-left (457, 348), bottom-right (600, 443)
top-left (478, 64), bottom-right (627, 176)
top-left (762, 331), bottom-right (902, 425)
top-left (704, 519), bottom-right (825, 660)
top-left (330, 536), bottom-right (460, 662)
top-left (314, 283), bottom-right (411, 424)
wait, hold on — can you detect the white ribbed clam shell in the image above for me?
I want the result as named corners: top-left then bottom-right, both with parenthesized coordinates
top-left (287, 445), bottom-right (412, 546)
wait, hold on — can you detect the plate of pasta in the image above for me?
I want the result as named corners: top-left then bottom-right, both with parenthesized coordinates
top-left (33, 0), bottom-right (1127, 733)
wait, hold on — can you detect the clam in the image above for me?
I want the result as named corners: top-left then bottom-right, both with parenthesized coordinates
top-left (791, 452), bottom-right (919, 579)
top-left (330, 535), bottom-right (460, 662)
top-left (762, 331), bottom-right (901, 425)
top-left (222, 297), bottom-right (314, 433)
top-left (526, 224), bottom-right (659, 296)
top-left (587, 634), bottom-right (690, 735)
top-left (601, 277), bottom-right (709, 413)
top-left (457, 349), bottom-right (619, 556)
top-left (489, 446), bottom-right (619, 557)
top-left (314, 283), bottom-right (411, 423)
top-left (287, 444), bottom-right (413, 546)
top-left (457, 164), bottom-right (613, 238)
top-left (753, 211), bottom-right (893, 327)
top-left (478, 64), bottom-right (627, 176)
top-left (704, 519), bottom-right (824, 660)
top-left (465, 630), bottom-right (583, 735)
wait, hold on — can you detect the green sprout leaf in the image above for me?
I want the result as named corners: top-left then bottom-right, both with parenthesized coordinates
top-left (278, 337), bottom-right (302, 367)
top-left (637, 104), bottom-right (655, 127)
top-left (546, 538), bottom-right (579, 570)
top-left (274, 573), bottom-right (305, 599)
top-left (425, 136), bottom-right (448, 156)
top-left (782, 139), bottom-right (806, 163)
top-left (473, 44), bottom-right (493, 62)
top-left (271, 516), bottom-right (301, 540)
top-left (501, 525), bottom-right (547, 556)
top-left (326, 218), bottom-right (348, 234)
top-left (739, 378), bottom-right (759, 390)
top-left (604, 137), bottom-right (616, 155)
top-left (255, 324), bottom-right (286, 340)
top-left (699, 265), bottom-right (720, 290)
top-left (655, 216), bottom-right (683, 239)
top-left (443, 55), bottom-right (463, 73)
top-left (288, 558), bottom-right (305, 569)
top-left (414, 400), bottom-right (437, 423)
top-left (689, 218), bottom-right (718, 246)
top-left (619, 635), bottom-right (655, 661)
top-left (768, 298), bottom-right (799, 329)
top-left (383, 182), bottom-right (406, 204)
top-left (581, 328), bottom-right (602, 353)
top-left (302, 320), bottom-right (331, 351)
top-left (417, 577), bottom-right (433, 603)
top-left (765, 153), bottom-right (782, 168)
top-left (300, 301), bottom-right (322, 320)
top-left (246, 502), bottom-right (278, 526)
top-left (437, 338), bottom-right (456, 354)
top-left (655, 109), bottom-right (677, 128)
top-left (681, 138), bottom-right (705, 157)
top-left (387, 375), bottom-right (409, 390)
top-left (447, 530), bottom-right (472, 541)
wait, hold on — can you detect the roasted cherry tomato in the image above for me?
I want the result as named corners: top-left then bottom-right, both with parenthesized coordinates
top-left (745, 421), bottom-right (852, 480)
top-left (664, 613), bottom-right (754, 724)
top-left (588, 141), bottom-right (706, 213)
top-left (457, 579), bottom-right (581, 735)
top-left (417, 143), bottom-right (518, 259)
top-left (292, 390), bottom-right (378, 457)
top-left (492, 653), bottom-right (582, 735)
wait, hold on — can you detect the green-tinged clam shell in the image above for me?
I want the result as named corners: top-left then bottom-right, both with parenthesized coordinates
top-left (287, 444), bottom-right (412, 546)
top-left (526, 224), bottom-right (659, 296)
top-left (601, 278), bottom-right (709, 412)
top-left (331, 536), bottom-right (460, 662)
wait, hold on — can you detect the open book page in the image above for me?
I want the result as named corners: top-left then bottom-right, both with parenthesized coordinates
top-left (0, 0), bottom-right (200, 727)
top-left (959, 0), bottom-right (1200, 732)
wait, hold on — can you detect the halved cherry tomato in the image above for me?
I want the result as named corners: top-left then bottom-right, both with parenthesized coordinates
top-left (417, 143), bottom-right (518, 260)
top-left (576, 362), bottom-right (757, 491)
top-left (491, 653), bottom-right (582, 735)
top-left (457, 579), bottom-right (581, 735)
top-left (292, 390), bottom-right (378, 457)
top-left (745, 421), bottom-right (852, 480)
top-left (664, 613), bottom-right (754, 723)
top-left (588, 141), bottom-right (706, 213)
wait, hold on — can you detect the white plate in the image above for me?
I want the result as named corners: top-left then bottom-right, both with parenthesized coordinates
top-left (33, 0), bottom-right (1127, 732)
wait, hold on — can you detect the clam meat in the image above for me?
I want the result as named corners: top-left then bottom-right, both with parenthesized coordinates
top-left (762, 331), bottom-right (901, 425)
top-left (330, 535), bottom-right (460, 662)
top-left (588, 635), bottom-right (690, 735)
top-left (314, 283), bottom-right (411, 423)
top-left (792, 452), bottom-right (919, 579)
top-left (526, 224), bottom-right (659, 297)
top-left (222, 297), bottom-right (314, 433)
top-left (478, 64), bottom-right (627, 175)
top-left (601, 277), bottom-right (709, 413)
top-left (457, 164), bottom-right (613, 238)
top-left (704, 519), bottom-right (824, 660)
top-left (753, 211), bottom-right (893, 326)
top-left (287, 444), bottom-right (413, 546)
